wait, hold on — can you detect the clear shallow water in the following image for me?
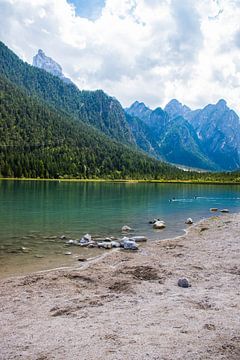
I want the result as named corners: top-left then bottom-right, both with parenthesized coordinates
top-left (0, 180), bottom-right (240, 276)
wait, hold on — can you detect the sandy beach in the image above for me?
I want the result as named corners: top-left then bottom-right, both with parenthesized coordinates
top-left (0, 213), bottom-right (240, 360)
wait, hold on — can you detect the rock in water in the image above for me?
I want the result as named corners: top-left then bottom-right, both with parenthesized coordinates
top-left (122, 225), bottom-right (132, 232)
top-left (97, 242), bottom-right (112, 249)
top-left (185, 218), bottom-right (193, 224)
top-left (130, 236), bottom-right (147, 242)
top-left (111, 241), bottom-right (121, 248)
top-left (153, 221), bottom-right (166, 229)
top-left (83, 233), bottom-right (92, 241)
top-left (66, 239), bottom-right (79, 246)
top-left (178, 278), bottom-right (191, 288)
top-left (220, 209), bottom-right (229, 213)
top-left (210, 208), bottom-right (218, 212)
top-left (80, 233), bottom-right (91, 244)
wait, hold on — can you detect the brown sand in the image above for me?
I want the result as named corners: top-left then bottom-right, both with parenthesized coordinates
top-left (0, 214), bottom-right (240, 360)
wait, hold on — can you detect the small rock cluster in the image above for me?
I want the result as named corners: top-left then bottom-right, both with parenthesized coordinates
top-left (65, 232), bottom-right (148, 251)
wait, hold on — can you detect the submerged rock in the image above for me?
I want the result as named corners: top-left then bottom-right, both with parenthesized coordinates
top-left (220, 209), bottom-right (229, 213)
top-left (66, 239), bottom-right (79, 246)
top-left (122, 225), bottom-right (132, 232)
top-left (97, 241), bottom-right (112, 249)
top-left (60, 235), bottom-right (67, 240)
top-left (80, 241), bottom-right (95, 247)
top-left (210, 208), bottom-right (218, 212)
top-left (87, 243), bottom-right (98, 248)
top-left (130, 236), bottom-right (147, 242)
top-left (20, 246), bottom-right (31, 253)
top-left (64, 252), bottom-right (72, 255)
top-left (80, 234), bottom-right (91, 243)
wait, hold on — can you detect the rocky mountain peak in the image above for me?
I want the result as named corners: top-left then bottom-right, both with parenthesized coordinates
top-left (33, 49), bottom-right (73, 85)
top-left (164, 99), bottom-right (191, 119)
top-left (126, 101), bottom-right (152, 123)
top-left (216, 99), bottom-right (227, 109)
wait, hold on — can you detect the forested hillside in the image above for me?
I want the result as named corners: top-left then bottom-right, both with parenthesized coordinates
top-left (0, 75), bottom-right (183, 179)
top-left (0, 41), bottom-right (134, 146)
top-left (1, 41), bottom-right (240, 182)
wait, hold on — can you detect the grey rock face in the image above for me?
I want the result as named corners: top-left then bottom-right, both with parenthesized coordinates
top-left (164, 99), bottom-right (192, 120)
top-left (127, 98), bottom-right (240, 171)
top-left (188, 100), bottom-right (240, 170)
top-left (126, 101), bottom-right (217, 170)
top-left (126, 101), bottom-right (152, 123)
top-left (33, 49), bottom-right (73, 84)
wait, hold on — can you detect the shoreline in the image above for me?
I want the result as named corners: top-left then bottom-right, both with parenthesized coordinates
top-left (1, 177), bottom-right (240, 185)
top-left (1, 213), bottom-right (240, 359)
top-left (0, 216), bottom-right (212, 281)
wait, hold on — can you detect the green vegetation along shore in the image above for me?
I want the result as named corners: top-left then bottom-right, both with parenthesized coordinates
top-left (0, 175), bottom-right (240, 184)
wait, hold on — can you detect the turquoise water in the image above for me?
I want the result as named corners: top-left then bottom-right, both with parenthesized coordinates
top-left (0, 180), bottom-right (240, 276)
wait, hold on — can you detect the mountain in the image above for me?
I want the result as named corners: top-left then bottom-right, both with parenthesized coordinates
top-left (126, 101), bottom-right (152, 123)
top-left (0, 41), bottom-right (134, 146)
top-left (125, 113), bottom-right (163, 160)
top-left (128, 98), bottom-right (240, 171)
top-left (164, 98), bottom-right (240, 170)
top-left (187, 100), bottom-right (240, 170)
top-left (0, 74), bottom-right (184, 179)
top-left (126, 101), bottom-right (217, 170)
top-left (1, 41), bottom-right (239, 173)
top-left (164, 99), bottom-right (192, 119)
top-left (0, 42), bottom-right (185, 180)
top-left (33, 49), bottom-right (73, 85)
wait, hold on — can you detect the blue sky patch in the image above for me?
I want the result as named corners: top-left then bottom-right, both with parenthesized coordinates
top-left (67, 0), bottom-right (105, 20)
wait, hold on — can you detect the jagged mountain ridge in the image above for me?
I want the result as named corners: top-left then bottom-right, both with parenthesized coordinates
top-left (126, 99), bottom-right (240, 170)
top-left (1, 41), bottom-right (239, 171)
top-left (165, 99), bottom-right (240, 170)
top-left (126, 101), bottom-right (218, 170)
top-left (0, 63), bottom-right (183, 180)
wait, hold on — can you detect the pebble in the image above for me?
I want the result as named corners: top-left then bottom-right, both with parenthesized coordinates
top-left (178, 278), bottom-right (191, 288)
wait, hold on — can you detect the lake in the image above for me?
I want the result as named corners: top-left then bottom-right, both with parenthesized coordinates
top-left (0, 180), bottom-right (239, 277)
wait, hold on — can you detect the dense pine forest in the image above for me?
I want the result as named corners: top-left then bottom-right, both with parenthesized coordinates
top-left (0, 41), bottom-right (134, 145)
top-left (0, 41), bottom-right (240, 182)
top-left (0, 75), bottom-right (184, 179)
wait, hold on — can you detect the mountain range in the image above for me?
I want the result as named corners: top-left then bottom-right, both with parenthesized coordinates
top-left (32, 46), bottom-right (240, 171)
top-left (0, 40), bottom-right (240, 180)
top-left (126, 99), bottom-right (240, 171)
top-left (0, 41), bottom-right (183, 180)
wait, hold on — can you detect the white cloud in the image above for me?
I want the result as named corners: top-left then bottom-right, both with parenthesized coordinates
top-left (0, 0), bottom-right (240, 114)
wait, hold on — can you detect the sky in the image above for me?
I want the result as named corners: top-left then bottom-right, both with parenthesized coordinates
top-left (0, 0), bottom-right (240, 113)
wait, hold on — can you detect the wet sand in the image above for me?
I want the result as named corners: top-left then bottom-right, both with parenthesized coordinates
top-left (0, 214), bottom-right (240, 360)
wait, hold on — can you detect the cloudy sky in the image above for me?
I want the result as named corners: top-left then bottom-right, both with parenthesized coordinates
top-left (0, 0), bottom-right (240, 113)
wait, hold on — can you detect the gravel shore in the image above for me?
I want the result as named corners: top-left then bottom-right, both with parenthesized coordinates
top-left (0, 214), bottom-right (240, 360)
